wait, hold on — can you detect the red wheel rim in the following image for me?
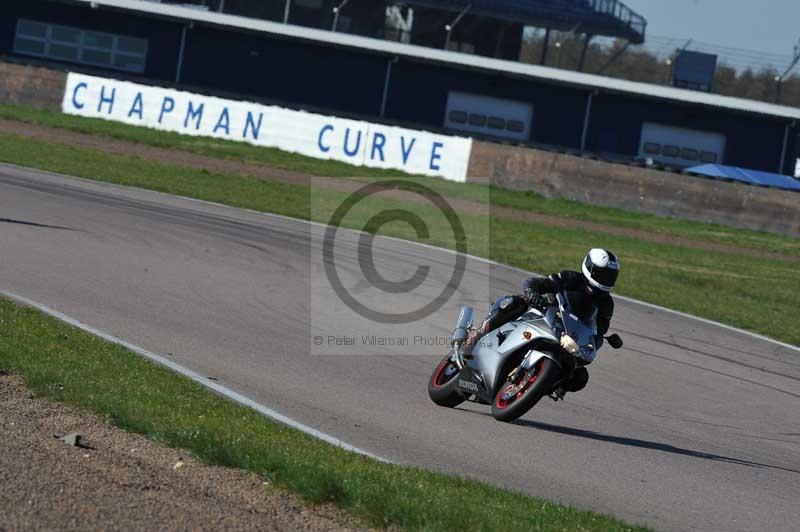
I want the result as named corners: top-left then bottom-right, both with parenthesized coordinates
top-left (494, 361), bottom-right (544, 409)
top-left (432, 356), bottom-right (459, 388)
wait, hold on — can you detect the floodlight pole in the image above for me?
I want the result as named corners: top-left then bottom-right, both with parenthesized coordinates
top-left (332, 0), bottom-right (351, 32)
top-left (540, 28), bottom-right (551, 65)
top-left (775, 38), bottom-right (800, 104)
top-left (283, 0), bottom-right (291, 23)
top-left (578, 33), bottom-right (593, 71)
top-left (553, 23), bottom-right (580, 69)
top-left (444, 3), bottom-right (471, 50)
top-left (596, 41), bottom-right (629, 74)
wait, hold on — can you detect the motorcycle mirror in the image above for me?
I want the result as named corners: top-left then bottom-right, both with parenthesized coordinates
top-left (606, 334), bottom-right (624, 349)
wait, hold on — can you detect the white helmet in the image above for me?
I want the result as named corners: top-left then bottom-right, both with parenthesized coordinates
top-left (582, 249), bottom-right (620, 292)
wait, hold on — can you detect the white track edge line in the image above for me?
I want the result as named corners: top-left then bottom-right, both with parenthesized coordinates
top-left (4, 162), bottom-right (799, 354)
top-left (0, 288), bottom-right (390, 463)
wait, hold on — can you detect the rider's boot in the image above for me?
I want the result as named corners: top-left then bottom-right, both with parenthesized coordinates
top-left (460, 318), bottom-right (491, 358)
top-left (550, 386), bottom-right (567, 401)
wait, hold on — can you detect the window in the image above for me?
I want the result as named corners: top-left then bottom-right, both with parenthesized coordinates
top-left (506, 120), bottom-right (525, 133)
top-left (643, 142), bottom-right (661, 155)
top-left (51, 26), bottom-right (80, 44)
top-left (14, 38), bottom-right (46, 55)
top-left (444, 91), bottom-right (533, 142)
top-left (468, 114), bottom-right (487, 127)
top-left (14, 19), bottom-right (148, 74)
top-left (680, 148), bottom-right (699, 161)
top-left (662, 145), bottom-right (680, 157)
top-left (487, 117), bottom-right (506, 130)
top-left (117, 36), bottom-right (147, 55)
top-left (700, 151), bottom-right (718, 163)
top-left (448, 110), bottom-right (468, 124)
top-left (17, 20), bottom-right (47, 38)
top-left (85, 32), bottom-right (113, 49)
top-left (639, 123), bottom-right (726, 167)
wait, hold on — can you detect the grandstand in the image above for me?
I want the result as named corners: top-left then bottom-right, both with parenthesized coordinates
top-left (3, 0), bottom-right (797, 175)
top-left (169, 1), bottom-right (645, 61)
top-left (399, 1), bottom-right (645, 43)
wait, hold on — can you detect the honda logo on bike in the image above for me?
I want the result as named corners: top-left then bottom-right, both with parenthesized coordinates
top-left (458, 379), bottom-right (479, 392)
top-left (523, 331), bottom-right (532, 340)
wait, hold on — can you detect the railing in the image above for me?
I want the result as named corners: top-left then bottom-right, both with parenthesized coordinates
top-left (588, 0), bottom-right (647, 38)
top-left (400, 0), bottom-right (646, 42)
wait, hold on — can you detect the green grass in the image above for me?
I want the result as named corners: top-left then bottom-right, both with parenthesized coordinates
top-left (0, 133), bottom-right (798, 346)
top-left (0, 298), bottom-right (649, 531)
top-left (0, 103), bottom-right (410, 179)
top-left (2, 102), bottom-right (799, 256)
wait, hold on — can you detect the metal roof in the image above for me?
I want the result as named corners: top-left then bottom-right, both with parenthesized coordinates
top-left (67, 0), bottom-right (800, 121)
top-left (397, 0), bottom-right (646, 43)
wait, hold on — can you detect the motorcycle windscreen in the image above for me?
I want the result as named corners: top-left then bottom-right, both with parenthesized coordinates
top-left (560, 303), bottom-right (596, 349)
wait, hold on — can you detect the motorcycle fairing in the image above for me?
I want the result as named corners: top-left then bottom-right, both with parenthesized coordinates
top-left (455, 364), bottom-right (494, 404)
top-left (469, 313), bottom-right (563, 395)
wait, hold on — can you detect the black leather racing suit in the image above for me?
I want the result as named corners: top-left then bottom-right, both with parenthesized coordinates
top-left (467, 270), bottom-right (614, 393)
top-left (524, 270), bottom-right (614, 342)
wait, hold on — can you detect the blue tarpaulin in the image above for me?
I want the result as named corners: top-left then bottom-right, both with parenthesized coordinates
top-left (684, 164), bottom-right (800, 192)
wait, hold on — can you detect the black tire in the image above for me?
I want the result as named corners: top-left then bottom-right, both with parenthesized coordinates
top-left (491, 358), bottom-right (560, 422)
top-left (428, 354), bottom-right (466, 408)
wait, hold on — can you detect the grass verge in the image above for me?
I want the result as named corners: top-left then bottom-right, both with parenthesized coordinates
top-left (0, 298), bottom-right (649, 531)
top-left (1, 102), bottom-right (799, 257)
top-left (0, 134), bottom-right (797, 345)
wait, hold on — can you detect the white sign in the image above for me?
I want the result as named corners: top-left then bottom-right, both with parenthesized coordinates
top-left (61, 72), bottom-right (473, 182)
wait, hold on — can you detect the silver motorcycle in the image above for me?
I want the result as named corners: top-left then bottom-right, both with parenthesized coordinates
top-left (428, 290), bottom-right (623, 422)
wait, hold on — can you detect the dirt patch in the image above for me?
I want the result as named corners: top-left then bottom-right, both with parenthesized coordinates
top-left (0, 373), bottom-right (366, 532)
top-left (0, 118), bottom-right (797, 263)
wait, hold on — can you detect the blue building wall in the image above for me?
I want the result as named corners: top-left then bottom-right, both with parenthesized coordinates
top-left (181, 27), bottom-right (388, 115)
top-left (386, 61), bottom-right (588, 149)
top-left (1, 0), bottom-right (796, 174)
top-left (588, 93), bottom-right (790, 171)
top-left (0, 0), bottom-right (183, 82)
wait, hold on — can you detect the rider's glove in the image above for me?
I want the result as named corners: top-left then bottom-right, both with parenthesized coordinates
top-left (523, 287), bottom-right (536, 303)
top-left (560, 334), bottom-right (579, 354)
top-left (525, 290), bottom-right (553, 310)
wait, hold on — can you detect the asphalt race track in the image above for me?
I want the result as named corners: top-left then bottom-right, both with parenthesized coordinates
top-left (2, 164), bottom-right (799, 532)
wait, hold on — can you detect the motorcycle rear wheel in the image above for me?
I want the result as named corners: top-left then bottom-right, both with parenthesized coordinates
top-left (491, 358), bottom-right (559, 422)
top-left (428, 354), bottom-right (466, 408)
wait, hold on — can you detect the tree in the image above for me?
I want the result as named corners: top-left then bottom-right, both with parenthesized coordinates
top-left (519, 31), bottom-right (800, 108)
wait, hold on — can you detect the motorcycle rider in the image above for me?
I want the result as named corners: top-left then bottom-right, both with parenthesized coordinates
top-left (460, 249), bottom-right (620, 395)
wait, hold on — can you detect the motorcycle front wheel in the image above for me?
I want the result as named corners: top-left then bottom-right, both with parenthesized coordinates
top-left (491, 358), bottom-right (559, 422)
top-left (427, 354), bottom-right (466, 408)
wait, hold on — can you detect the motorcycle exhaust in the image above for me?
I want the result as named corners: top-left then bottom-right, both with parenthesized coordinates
top-left (453, 306), bottom-right (474, 343)
top-left (452, 306), bottom-right (474, 369)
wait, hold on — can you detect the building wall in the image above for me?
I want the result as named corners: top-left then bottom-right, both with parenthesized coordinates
top-left (468, 141), bottom-right (800, 238)
top-left (587, 93), bottom-right (791, 172)
top-left (0, 0), bottom-right (795, 174)
top-left (386, 61), bottom-right (588, 148)
top-left (1, 58), bottom-right (798, 237)
top-left (0, 60), bottom-right (66, 110)
top-left (408, 8), bottom-right (523, 60)
top-left (224, 0), bottom-right (284, 22)
top-left (0, 0), bottom-right (183, 83)
top-left (180, 26), bottom-right (388, 115)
